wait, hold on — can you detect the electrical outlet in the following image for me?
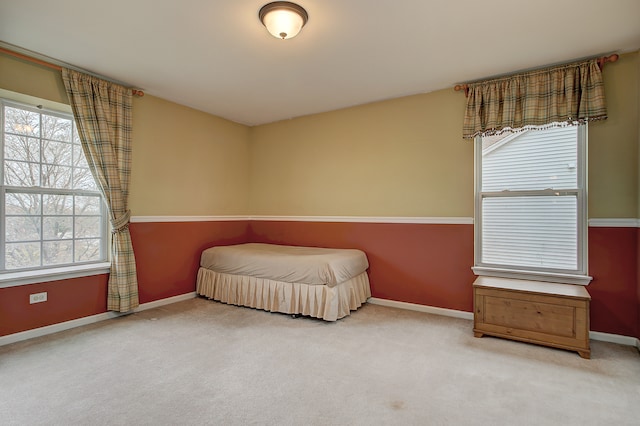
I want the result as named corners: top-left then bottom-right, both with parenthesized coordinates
top-left (29, 292), bottom-right (47, 304)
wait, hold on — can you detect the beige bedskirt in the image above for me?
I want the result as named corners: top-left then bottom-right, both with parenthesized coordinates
top-left (196, 267), bottom-right (371, 321)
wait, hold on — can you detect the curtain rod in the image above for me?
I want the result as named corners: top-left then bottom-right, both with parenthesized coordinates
top-left (0, 46), bottom-right (144, 97)
top-left (453, 53), bottom-right (619, 97)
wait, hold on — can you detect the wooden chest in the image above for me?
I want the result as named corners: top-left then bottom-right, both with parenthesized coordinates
top-left (473, 276), bottom-right (591, 358)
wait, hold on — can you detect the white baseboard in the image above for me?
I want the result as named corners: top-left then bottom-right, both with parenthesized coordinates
top-left (368, 297), bottom-right (639, 347)
top-left (133, 292), bottom-right (197, 312)
top-left (368, 297), bottom-right (474, 320)
top-left (0, 292), bottom-right (197, 347)
top-left (588, 331), bottom-right (640, 347)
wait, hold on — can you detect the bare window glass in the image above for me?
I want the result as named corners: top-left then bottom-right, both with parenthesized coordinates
top-left (475, 125), bottom-right (586, 276)
top-left (1, 100), bottom-right (107, 271)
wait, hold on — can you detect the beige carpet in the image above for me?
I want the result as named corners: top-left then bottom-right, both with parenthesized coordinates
top-left (1, 298), bottom-right (638, 425)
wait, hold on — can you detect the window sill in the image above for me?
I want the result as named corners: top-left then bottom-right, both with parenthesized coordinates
top-left (472, 266), bottom-right (592, 286)
top-left (0, 262), bottom-right (111, 288)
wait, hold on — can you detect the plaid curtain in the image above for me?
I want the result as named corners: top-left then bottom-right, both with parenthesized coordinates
top-left (462, 58), bottom-right (607, 139)
top-left (62, 68), bottom-right (139, 312)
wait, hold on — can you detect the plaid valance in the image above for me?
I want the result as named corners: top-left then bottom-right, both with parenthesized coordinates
top-left (462, 58), bottom-right (607, 139)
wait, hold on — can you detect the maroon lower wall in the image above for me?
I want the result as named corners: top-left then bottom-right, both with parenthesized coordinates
top-left (638, 227), bottom-right (640, 339)
top-left (0, 274), bottom-right (108, 336)
top-left (0, 220), bottom-right (249, 337)
top-left (2, 219), bottom-right (639, 340)
top-left (249, 220), bottom-right (639, 339)
top-left (130, 220), bottom-right (249, 303)
top-left (588, 227), bottom-right (639, 337)
top-left (248, 221), bottom-right (476, 312)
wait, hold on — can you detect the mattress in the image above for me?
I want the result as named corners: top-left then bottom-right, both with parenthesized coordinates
top-left (199, 243), bottom-right (369, 287)
top-left (196, 243), bottom-right (371, 321)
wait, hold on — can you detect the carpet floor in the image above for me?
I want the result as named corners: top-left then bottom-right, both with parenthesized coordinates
top-left (1, 297), bottom-right (638, 425)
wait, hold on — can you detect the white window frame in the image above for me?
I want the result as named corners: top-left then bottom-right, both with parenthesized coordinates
top-left (0, 98), bottom-right (110, 288)
top-left (472, 125), bottom-right (592, 285)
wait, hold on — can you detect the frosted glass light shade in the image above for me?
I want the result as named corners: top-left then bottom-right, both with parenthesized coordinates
top-left (259, 2), bottom-right (308, 40)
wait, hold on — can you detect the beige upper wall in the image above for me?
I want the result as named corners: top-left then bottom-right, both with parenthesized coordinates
top-left (0, 52), bottom-right (251, 216)
top-left (637, 52), bottom-right (640, 217)
top-left (1, 49), bottom-right (639, 219)
top-left (130, 96), bottom-right (250, 215)
top-left (588, 51), bottom-right (639, 218)
top-left (250, 51), bottom-right (640, 219)
top-left (250, 90), bottom-right (474, 217)
top-left (0, 55), bottom-right (68, 104)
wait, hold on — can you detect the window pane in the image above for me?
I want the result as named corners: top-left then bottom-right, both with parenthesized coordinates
top-left (43, 240), bottom-right (73, 265)
top-left (6, 242), bottom-right (40, 269)
top-left (41, 164), bottom-right (72, 188)
top-left (4, 160), bottom-right (40, 187)
top-left (75, 239), bottom-right (101, 262)
top-left (42, 114), bottom-right (72, 142)
top-left (6, 192), bottom-right (41, 215)
top-left (43, 194), bottom-right (74, 215)
top-left (481, 196), bottom-right (577, 270)
top-left (4, 106), bottom-right (39, 136)
top-left (73, 144), bottom-right (89, 167)
top-left (43, 140), bottom-right (73, 166)
top-left (75, 216), bottom-right (101, 238)
top-left (73, 124), bottom-right (81, 144)
top-left (482, 126), bottom-right (578, 192)
top-left (4, 134), bottom-right (40, 162)
top-left (75, 195), bottom-right (101, 215)
top-left (74, 167), bottom-right (98, 190)
top-left (6, 216), bottom-right (41, 242)
top-left (43, 216), bottom-right (73, 240)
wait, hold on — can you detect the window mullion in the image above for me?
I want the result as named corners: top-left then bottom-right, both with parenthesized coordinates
top-left (39, 194), bottom-right (44, 268)
top-left (0, 187), bottom-right (5, 271)
top-left (72, 195), bottom-right (76, 263)
top-left (481, 189), bottom-right (580, 198)
top-left (38, 108), bottom-right (44, 267)
top-left (577, 124), bottom-right (588, 275)
top-left (0, 102), bottom-right (5, 270)
top-left (4, 186), bottom-right (101, 197)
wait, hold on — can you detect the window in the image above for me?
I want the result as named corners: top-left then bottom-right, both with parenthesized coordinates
top-left (1, 99), bottom-right (107, 273)
top-left (473, 125), bottom-right (589, 284)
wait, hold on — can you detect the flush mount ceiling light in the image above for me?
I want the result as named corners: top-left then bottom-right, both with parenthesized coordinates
top-left (259, 2), bottom-right (308, 40)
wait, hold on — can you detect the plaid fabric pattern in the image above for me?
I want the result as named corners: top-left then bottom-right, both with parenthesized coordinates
top-left (62, 68), bottom-right (139, 312)
top-left (462, 59), bottom-right (607, 139)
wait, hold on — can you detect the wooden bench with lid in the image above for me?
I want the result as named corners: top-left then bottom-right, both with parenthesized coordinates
top-left (473, 276), bottom-right (591, 359)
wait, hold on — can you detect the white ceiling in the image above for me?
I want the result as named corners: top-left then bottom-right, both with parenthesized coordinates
top-left (1, 0), bottom-right (639, 126)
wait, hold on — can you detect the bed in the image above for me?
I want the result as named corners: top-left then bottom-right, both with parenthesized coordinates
top-left (196, 243), bottom-right (371, 321)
